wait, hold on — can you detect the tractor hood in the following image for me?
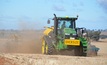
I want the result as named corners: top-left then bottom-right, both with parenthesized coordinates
top-left (64, 28), bottom-right (76, 34)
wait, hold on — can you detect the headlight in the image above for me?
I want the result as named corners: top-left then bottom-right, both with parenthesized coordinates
top-left (65, 33), bottom-right (70, 35)
top-left (72, 34), bottom-right (76, 36)
top-left (70, 37), bottom-right (75, 39)
top-left (72, 34), bottom-right (77, 37)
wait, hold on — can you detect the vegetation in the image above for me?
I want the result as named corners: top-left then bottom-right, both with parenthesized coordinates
top-left (87, 30), bottom-right (101, 41)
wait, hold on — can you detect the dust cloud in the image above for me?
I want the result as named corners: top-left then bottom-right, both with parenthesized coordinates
top-left (0, 30), bottom-right (43, 54)
top-left (0, 20), bottom-right (44, 54)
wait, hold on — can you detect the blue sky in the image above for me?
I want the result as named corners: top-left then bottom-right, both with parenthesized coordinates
top-left (0, 0), bottom-right (107, 30)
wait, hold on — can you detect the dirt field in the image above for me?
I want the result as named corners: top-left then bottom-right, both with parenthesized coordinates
top-left (0, 30), bottom-right (107, 65)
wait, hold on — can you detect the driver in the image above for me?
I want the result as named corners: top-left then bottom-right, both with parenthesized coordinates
top-left (69, 22), bottom-right (73, 28)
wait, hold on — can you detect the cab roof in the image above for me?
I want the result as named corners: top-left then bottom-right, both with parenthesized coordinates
top-left (56, 17), bottom-right (78, 20)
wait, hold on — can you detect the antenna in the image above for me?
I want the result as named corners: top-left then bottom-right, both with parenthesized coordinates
top-left (54, 14), bottom-right (56, 17)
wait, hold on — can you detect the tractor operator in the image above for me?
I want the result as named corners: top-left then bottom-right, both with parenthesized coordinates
top-left (69, 22), bottom-right (73, 28)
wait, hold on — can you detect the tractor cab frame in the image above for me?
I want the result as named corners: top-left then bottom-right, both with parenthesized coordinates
top-left (53, 14), bottom-right (78, 36)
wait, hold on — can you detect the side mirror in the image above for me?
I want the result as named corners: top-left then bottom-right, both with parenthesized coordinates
top-left (47, 19), bottom-right (50, 24)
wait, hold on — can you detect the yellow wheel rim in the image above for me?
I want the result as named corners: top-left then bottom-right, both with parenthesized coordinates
top-left (42, 40), bottom-right (45, 54)
top-left (45, 44), bottom-right (48, 54)
top-left (42, 39), bottom-right (48, 54)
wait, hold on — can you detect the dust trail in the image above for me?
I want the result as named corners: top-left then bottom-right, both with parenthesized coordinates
top-left (0, 30), bottom-right (43, 54)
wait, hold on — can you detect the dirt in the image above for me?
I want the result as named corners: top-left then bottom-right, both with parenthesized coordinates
top-left (0, 53), bottom-right (107, 65)
top-left (0, 30), bottom-right (107, 65)
top-left (91, 39), bottom-right (107, 57)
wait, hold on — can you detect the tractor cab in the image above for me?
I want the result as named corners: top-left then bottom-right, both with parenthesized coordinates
top-left (53, 14), bottom-right (78, 40)
top-left (56, 17), bottom-right (77, 29)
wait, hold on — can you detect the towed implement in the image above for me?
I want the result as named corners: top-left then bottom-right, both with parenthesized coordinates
top-left (42, 14), bottom-right (99, 56)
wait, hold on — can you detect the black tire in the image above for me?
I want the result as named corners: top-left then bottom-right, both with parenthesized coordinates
top-left (42, 39), bottom-right (55, 55)
top-left (43, 35), bottom-right (55, 55)
top-left (46, 43), bottom-right (54, 55)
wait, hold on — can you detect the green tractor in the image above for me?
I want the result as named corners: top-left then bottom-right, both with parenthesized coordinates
top-left (42, 14), bottom-right (99, 56)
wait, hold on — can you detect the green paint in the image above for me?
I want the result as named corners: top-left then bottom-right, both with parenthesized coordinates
top-left (64, 28), bottom-right (76, 34)
top-left (57, 40), bottom-right (67, 50)
top-left (79, 37), bottom-right (88, 46)
top-left (56, 28), bottom-right (88, 51)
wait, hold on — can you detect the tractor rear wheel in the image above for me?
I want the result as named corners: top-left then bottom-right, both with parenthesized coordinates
top-left (42, 39), bottom-right (54, 55)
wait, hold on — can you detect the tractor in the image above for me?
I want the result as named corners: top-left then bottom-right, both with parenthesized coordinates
top-left (42, 14), bottom-right (99, 56)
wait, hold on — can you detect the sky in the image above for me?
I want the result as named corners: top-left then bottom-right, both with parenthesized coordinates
top-left (0, 0), bottom-right (107, 30)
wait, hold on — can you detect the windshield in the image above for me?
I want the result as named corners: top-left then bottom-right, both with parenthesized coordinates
top-left (58, 20), bottom-right (73, 29)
